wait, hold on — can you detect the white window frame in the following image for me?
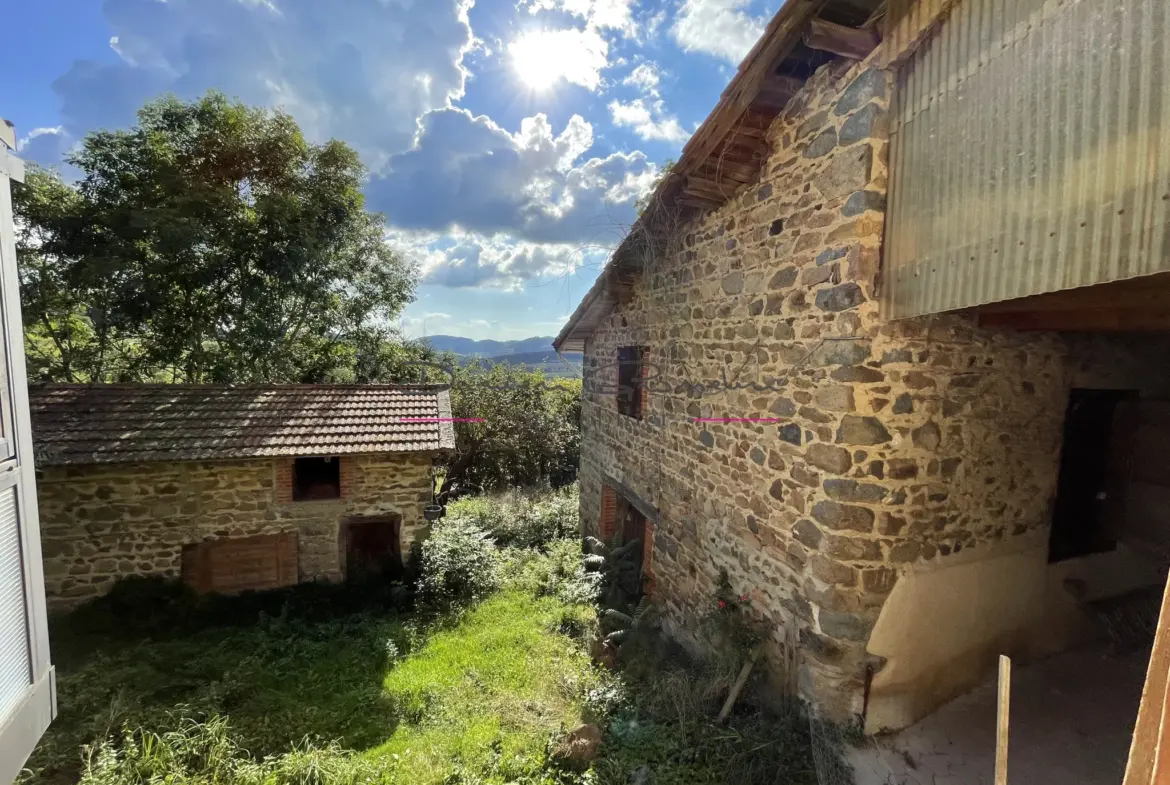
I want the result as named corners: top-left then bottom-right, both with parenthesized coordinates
top-left (0, 128), bottom-right (55, 785)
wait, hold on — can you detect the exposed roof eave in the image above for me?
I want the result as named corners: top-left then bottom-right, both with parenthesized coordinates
top-left (554, 0), bottom-right (883, 352)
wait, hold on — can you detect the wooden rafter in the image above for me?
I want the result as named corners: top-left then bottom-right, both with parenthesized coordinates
top-left (676, 0), bottom-right (826, 184)
top-left (804, 18), bottom-right (880, 59)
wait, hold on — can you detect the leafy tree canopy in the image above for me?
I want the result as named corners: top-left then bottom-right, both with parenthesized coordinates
top-left (441, 361), bottom-right (581, 497)
top-left (16, 91), bottom-right (421, 383)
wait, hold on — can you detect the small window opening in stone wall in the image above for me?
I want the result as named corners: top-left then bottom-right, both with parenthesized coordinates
top-left (1049, 388), bottom-right (1137, 562)
top-left (617, 346), bottom-right (647, 419)
top-left (293, 456), bottom-right (341, 501)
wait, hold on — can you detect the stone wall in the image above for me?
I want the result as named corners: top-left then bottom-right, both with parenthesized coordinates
top-left (578, 53), bottom-right (1162, 725)
top-left (38, 452), bottom-right (434, 608)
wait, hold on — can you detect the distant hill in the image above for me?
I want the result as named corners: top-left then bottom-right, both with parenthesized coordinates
top-left (487, 350), bottom-right (576, 364)
top-left (422, 335), bottom-right (557, 356)
top-left (486, 350), bottom-right (582, 378)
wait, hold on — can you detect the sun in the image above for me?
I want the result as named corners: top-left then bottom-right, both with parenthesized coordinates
top-left (509, 31), bottom-right (562, 92)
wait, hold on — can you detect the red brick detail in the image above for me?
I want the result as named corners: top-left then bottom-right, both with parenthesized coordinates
top-left (338, 457), bottom-right (358, 501)
top-left (642, 519), bottom-right (655, 596)
top-left (599, 485), bottom-right (617, 540)
top-left (275, 460), bottom-right (294, 504)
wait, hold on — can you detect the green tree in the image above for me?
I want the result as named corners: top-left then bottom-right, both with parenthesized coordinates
top-left (441, 361), bottom-right (581, 498)
top-left (15, 92), bottom-right (417, 383)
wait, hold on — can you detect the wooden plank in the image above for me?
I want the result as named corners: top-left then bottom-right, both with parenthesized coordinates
top-left (686, 175), bottom-right (739, 195)
top-left (1123, 572), bottom-right (1170, 785)
top-left (995, 655), bottom-right (1011, 785)
top-left (683, 185), bottom-right (735, 204)
top-left (972, 272), bottom-right (1170, 315)
top-left (679, 198), bottom-right (723, 211)
top-left (181, 533), bottom-right (300, 595)
top-left (804, 18), bottom-right (880, 59)
top-left (730, 126), bottom-right (770, 140)
top-left (694, 160), bottom-right (759, 180)
top-left (976, 307), bottom-right (1170, 333)
top-left (715, 137), bottom-right (769, 158)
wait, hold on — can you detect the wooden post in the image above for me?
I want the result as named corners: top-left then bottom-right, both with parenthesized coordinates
top-left (995, 655), bottom-right (1011, 785)
top-left (1123, 570), bottom-right (1170, 785)
top-left (717, 647), bottom-right (761, 724)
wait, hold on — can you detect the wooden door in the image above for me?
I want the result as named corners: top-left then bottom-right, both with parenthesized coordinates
top-left (343, 516), bottom-right (402, 580)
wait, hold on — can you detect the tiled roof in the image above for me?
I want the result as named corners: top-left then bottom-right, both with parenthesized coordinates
top-left (29, 384), bottom-right (456, 466)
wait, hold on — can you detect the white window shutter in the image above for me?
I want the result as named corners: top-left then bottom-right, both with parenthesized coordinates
top-left (0, 488), bottom-right (29, 720)
top-left (0, 127), bottom-right (55, 785)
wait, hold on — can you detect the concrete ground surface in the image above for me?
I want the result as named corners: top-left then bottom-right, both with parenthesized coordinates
top-left (848, 644), bottom-right (1148, 785)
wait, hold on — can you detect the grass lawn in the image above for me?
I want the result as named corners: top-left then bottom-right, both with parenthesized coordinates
top-left (23, 489), bottom-right (827, 785)
top-left (372, 593), bottom-right (598, 781)
top-left (24, 590), bottom-right (600, 785)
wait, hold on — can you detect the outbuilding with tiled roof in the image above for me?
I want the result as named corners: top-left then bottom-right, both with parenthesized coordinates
top-left (31, 383), bottom-right (456, 607)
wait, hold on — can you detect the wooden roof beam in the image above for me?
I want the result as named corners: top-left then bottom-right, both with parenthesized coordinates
top-left (804, 18), bottom-right (880, 60)
top-left (677, 0), bottom-right (824, 176)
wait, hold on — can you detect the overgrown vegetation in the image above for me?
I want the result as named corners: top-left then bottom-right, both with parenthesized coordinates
top-left (446, 484), bottom-right (580, 549)
top-left (24, 485), bottom-right (823, 785)
top-left (441, 363), bottom-right (581, 498)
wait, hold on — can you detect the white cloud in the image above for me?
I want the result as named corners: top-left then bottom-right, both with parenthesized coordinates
top-left (370, 108), bottom-right (653, 246)
top-left (522, 0), bottom-right (637, 37)
top-left (672, 0), bottom-right (767, 63)
top-left (390, 228), bottom-right (606, 290)
top-left (643, 8), bottom-right (669, 39)
top-left (508, 28), bottom-right (609, 91)
top-left (608, 98), bottom-right (689, 143)
top-left (41, 0), bottom-right (476, 173)
top-left (31, 0), bottom-right (656, 298)
top-left (622, 63), bottom-right (662, 96)
top-left (16, 126), bottom-right (64, 152)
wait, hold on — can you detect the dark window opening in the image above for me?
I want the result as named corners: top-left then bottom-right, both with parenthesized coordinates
top-left (617, 346), bottom-right (645, 419)
top-left (1049, 389), bottom-right (1137, 562)
top-left (293, 456), bottom-right (340, 501)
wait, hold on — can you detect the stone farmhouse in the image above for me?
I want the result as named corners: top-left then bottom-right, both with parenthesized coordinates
top-left (30, 384), bottom-right (454, 608)
top-left (556, 0), bottom-right (1170, 781)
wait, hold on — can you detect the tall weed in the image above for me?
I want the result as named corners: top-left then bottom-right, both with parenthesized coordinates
top-left (446, 484), bottom-right (579, 549)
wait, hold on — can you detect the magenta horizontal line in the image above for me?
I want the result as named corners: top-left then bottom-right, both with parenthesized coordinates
top-left (398, 417), bottom-right (484, 422)
top-left (693, 417), bottom-right (781, 422)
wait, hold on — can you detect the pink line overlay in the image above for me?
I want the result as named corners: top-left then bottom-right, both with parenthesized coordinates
top-left (399, 417), bottom-right (485, 423)
top-left (693, 417), bottom-right (782, 423)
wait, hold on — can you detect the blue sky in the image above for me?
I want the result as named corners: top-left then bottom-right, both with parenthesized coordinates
top-left (0, 0), bottom-right (776, 341)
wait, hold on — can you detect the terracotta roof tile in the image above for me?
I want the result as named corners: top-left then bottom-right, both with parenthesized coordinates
top-left (29, 384), bottom-right (456, 466)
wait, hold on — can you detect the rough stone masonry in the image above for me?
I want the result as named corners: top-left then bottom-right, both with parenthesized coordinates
top-left (577, 54), bottom-right (1153, 720)
top-left (38, 453), bottom-right (433, 608)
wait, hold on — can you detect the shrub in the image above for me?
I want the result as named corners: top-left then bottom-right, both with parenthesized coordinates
top-left (446, 484), bottom-right (579, 549)
top-left (417, 518), bottom-right (499, 605)
top-left (499, 537), bottom-right (600, 606)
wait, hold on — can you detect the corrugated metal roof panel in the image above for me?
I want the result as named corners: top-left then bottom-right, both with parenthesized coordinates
top-left (882, 0), bottom-right (1170, 319)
